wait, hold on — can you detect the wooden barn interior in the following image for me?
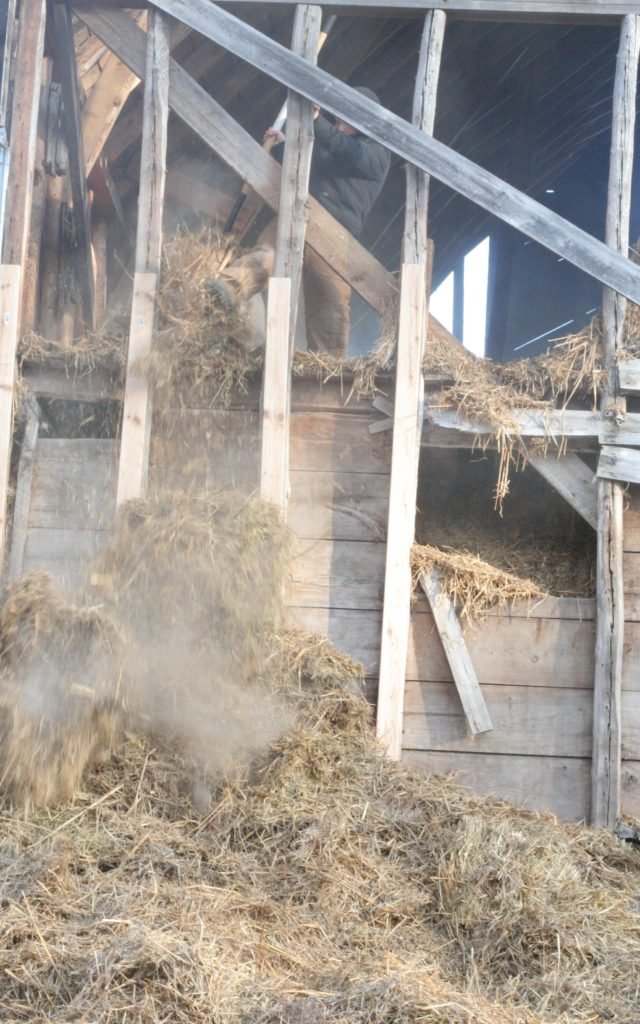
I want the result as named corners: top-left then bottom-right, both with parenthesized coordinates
top-left (1, 0), bottom-right (640, 829)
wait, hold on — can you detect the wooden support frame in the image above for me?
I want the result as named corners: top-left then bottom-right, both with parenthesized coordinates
top-left (147, 0), bottom-right (640, 305)
top-left (376, 263), bottom-right (428, 759)
top-left (260, 5), bottom-right (321, 513)
top-left (592, 14), bottom-right (639, 830)
top-left (1, 0), bottom-right (46, 275)
top-left (423, 406), bottom-right (640, 446)
top-left (0, 265), bottom-right (22, 573)
top-left (52, 1), bottom-right (96, 329)
top-left (418, 569), bottom-right (493, 735)
top-left (6, 397), bottom-right (40, 582)
top-left (116, 10), bottom-right (170, 508)
top-left (376, 9), bottom-right (443, 760)
top-left (260, 278), bottom-right (292, 508)
top-left (527, 452), bottom-right (597, 530)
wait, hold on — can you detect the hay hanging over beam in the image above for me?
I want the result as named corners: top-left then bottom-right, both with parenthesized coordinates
top-left (412, 543), bottom-right (545, 621)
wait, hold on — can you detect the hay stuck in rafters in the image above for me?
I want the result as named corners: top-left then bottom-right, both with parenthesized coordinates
top-left (412, 542), bottom-right (545, 620)
top-left (0, 571), bottom-right (125, 811)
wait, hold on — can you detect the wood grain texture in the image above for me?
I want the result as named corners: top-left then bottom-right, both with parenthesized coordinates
top-left (117, 272), bottom-right (157, 505)
top-left (528, 452), bottom-right (597, 529)
top-left (52, 1), bottom-right (95, 328)
top-left (0, 265), bottom-right (22, 572)
top-left (6, 403), bottom-right (40, 581)
top-left (418, 569), bottom-right (493, 734)
top-left (598, 445), bottom-right (640, 485)
top-left (260, 277), bottom-right (292, 510)
top-left (1, 0), bottom-right (46, 273)
top-left (377, 264), bottom-right (428, 759)
top-left (618, 359), bottom-right (640, 395)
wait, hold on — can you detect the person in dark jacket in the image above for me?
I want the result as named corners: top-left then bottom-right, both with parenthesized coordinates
top-left (216, 87), bottom-right (390, 356)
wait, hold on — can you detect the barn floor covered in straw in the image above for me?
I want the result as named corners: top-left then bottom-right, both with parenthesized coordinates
top-left (0, 485), bottom-right (638, 1024)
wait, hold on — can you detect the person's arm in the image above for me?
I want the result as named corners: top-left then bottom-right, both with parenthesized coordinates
top-left (313, 115), bottom-right (389, 180)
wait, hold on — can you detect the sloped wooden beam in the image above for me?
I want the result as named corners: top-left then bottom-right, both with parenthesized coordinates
top-left (52, 1), bottom-right (95, 328)
top-left (72, 3), bottom-right (461, 356)
top-left (592, 14), bottom-right (639, 830)
top-left (147, 0), bottom-right (640, 305)
top-left (528, 452), bottom-right (597, 530)
top-left (116, 10), bottom-right (169, 507)
top-left (418, 569), bottom-right (493, 735)
top-left (82, 20), bottom-right (146, 177)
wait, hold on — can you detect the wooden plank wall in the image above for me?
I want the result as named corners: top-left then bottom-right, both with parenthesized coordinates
top-left (16, 387), bottom-right (640, 823)
top-left (401, 485), bottom-right (640, 820)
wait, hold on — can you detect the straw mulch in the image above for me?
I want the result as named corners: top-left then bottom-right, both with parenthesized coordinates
top-left (0, 571), bottom-right (125, 812)
top-left (411, 543), bottom-right (545, 621)
top-left (0, 492), bottom-right (638, 1022)
top-left (0, 680), bottom-right (638, 1023)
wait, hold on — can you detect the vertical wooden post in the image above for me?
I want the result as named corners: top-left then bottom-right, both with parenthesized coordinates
top-left (592, 15), bottom-right (639, 828)
top-left (260, 5), bottom-right (321, 512)
top-left (92, 219), bottom-right (109, 327)
top-left (6, 397), bottom-right (40, 582)
top-left (376, 11), bottom-right (445, 759)
top-left (52, 1), bottom-right (96, 329)
top-left (0, 265), bottom-right (22, 572)
top-left (21, 59), bottom-right (51, 335)
top-left (1, 0), bottom-right (46, 278)
top-left (116, 10), bottom-right (169, 508)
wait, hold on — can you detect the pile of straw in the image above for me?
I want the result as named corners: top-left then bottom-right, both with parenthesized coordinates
top-left (0, 680), bottom-right (638, 1022)
top-left (412, 543), bottom-right (545, 620)
top-left (0, 571), bottom-right (124, 811)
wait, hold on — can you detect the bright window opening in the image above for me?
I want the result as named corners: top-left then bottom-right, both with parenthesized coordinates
top-left (430, 271), bottom-right (454, 333)
top-left (463, 236), bottom-right (489, 358)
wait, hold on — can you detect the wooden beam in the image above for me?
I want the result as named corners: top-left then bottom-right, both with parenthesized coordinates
top-left (1, 0), bottom-right (46, 275)
top-left (0, 265), bottom-right (21, 573)
top-left (260, 278), bottom-right (292, 509)
top-left (424, 406), bottom-right (640, 445)
top-left (116, 11), bottom-right (170, 507)
top-left (377, 10), bottom-right (443, 760)
top-left (418, 569), bottom-right (493, 735)
top-left (82, 17), bottom-right (146, 177)
top-left (618, 359), bottom-right (640, 396)
top-left (0, 0), bottom-right (18, 137)
top-left (273, 5), bottom-right (321, 335)
top-left (260, 6), bottom-right (321, 514)
top-left (528, 452), bottom-right (597, 530)
top-left (598, 444), bottom-right (640, 485)
top-left (377, 263), bottom-right (428, 759)
top-left (592, 14), bottom-right (639, 830)
top-left (218, 0), bottom-right (638, 14)
top-left (71, 4), bottom-right (462, 356)
top-left (148, 0), bottom-right (640, 305)
top-left (52, 1), bottom-right (95, 328)
top-left (6, 397), bottom-right (40, 582)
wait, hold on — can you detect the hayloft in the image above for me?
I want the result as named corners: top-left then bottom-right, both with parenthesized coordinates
top-left (1, 0), bottom-right (640, 834)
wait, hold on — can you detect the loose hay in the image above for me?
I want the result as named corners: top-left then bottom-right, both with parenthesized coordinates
top-left (0, 571), bottom-right (125, 811)
top-left (147, 228), bottom-right (261, 407)
top-left (411, 543), bottom-right (545, 620)
top-left (0, 683), bottom-right (638, 1023)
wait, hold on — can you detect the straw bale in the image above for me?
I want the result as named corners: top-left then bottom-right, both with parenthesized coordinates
top-left (0, 571), bottom-right (125, 811)
top-left (0, 682), bottom-right (637, 1023)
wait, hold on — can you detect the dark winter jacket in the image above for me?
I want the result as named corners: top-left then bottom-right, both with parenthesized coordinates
top-left (309, 115), bottom-right (390, 238)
